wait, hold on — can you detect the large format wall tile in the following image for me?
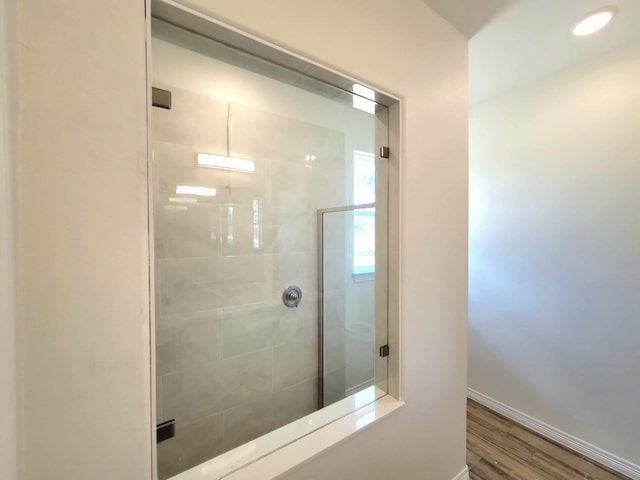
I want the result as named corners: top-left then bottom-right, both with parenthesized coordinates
top-left (273, 335), bottom-right (318, 391)
top-left (158, 255), bottom-right (272, 315)
top-left (271, 207), bottom-right (316, 254)
top-left (272, 252), bottom-right (316, 294)
top-left (162, 348), bottom-right (273, 427)
top-left (157, 413), bottom-right (225, 480)
top-left (222, 303), bottom-right (280, 358)
top-left (153, 85), bottom-right (226, 154)
top-left (156, 311), bottom-right (223, 377)
top-left (222, 379), bottom-right (316, 451)
top-left (232, 104), bottom-right (344, 168)
top-left (272, 300), bottom-right (317, 347)
top-left (155, 202), bottom-right (222, 259)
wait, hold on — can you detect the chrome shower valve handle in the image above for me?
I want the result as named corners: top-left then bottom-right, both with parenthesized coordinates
top-left (282, 285), bottom-right (302, 308)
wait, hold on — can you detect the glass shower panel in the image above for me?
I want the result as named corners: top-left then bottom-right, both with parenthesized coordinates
top-left (151, 18), bottom-right (388, 479)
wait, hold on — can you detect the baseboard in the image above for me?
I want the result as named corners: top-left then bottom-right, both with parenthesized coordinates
top-left (467, 388), bottom-right (640, 480)
top-left (451, 465), bottom-right (469, 480)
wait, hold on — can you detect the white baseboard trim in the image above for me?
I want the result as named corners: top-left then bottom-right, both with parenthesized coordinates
top-left (467, 388), bottom-right (640, 480)
top-left (451, 465), bottom-right (469, 480)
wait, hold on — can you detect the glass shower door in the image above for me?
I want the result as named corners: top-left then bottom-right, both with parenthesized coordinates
top-left (319, 203), bottom-right (388, 408)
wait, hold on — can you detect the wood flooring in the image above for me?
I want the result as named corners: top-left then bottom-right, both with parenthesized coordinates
top-left (466, 399), bottom-right (630, 480)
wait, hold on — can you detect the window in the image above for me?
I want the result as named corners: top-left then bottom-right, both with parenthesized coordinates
top-left (353, 150), bottom-right (375, 275)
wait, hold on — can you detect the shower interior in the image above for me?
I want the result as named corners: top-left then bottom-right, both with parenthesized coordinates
top-left (152, 18), bottom-right (388, 479)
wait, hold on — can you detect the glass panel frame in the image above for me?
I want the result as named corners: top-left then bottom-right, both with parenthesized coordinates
top-left (148, 1), bottom-right (400, 478)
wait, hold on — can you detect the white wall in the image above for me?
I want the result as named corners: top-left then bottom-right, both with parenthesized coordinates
top-left (178, 1), bottom-right (468, 479)
top-left (15, 0), bottom-right (468, 479)
top-left (0, 0), bottom-right (16, 478)
top-left (469, 41), bottom-right (640, 467)
top-left (17, 1), bottom-right (152, 479)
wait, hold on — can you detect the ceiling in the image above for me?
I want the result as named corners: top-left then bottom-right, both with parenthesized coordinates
top-left (420, 0), bottom-right (517, 38)
top-left (422, 0), bottom-right (640, 104)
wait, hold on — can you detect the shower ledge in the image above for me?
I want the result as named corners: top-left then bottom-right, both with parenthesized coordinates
top-left (166, 387), bottom-right (404, 480)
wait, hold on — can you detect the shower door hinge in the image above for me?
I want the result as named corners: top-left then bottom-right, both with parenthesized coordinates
top-left (379, 146), bottom-right (390, 159)
top-left (152, 87), bottom-right (172, 110)
top-left (157, 419), bottom-right (176, 443)
top-left (379, 345), bottom-right (390, 358)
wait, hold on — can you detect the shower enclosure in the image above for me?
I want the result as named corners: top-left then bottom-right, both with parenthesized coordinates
top-left (151, 13), bottom-right (389, 479)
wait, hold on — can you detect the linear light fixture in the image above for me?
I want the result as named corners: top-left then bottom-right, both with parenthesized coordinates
top-left (175, 185), bottom-right (217, 196)
top-left (197, 153), bottom-right (255, 173)
top-left (573, 7), bottom-right (616, 36)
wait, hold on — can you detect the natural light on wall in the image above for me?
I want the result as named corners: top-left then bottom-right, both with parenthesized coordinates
top-left (197, 153), bottom-right (255, 173)
top-left (353, 150), bottom-right (376, 275)
top-left (352, 83), bottom-right (376, 114)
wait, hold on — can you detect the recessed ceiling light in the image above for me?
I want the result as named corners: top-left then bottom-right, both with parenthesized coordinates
top-left (573, 7), bottom-right (617, 36)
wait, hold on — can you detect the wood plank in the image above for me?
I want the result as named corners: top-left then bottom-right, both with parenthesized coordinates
top-left (529, 451), bottom-right (594, 480)
top-left (470, 458), bottom-right (517, 480)
top-left (468, 415), bottom-right (509, 448)
top-left (508, 424), bottom-right (626, 480)
top-left (466, 399), bottom-right (630, 480)
top-left (468, 400), bottom-right (512, 433)
top-left (468, 431), bottom-right (549, 480)
top-left (468, 448), bottom-right (483, 469)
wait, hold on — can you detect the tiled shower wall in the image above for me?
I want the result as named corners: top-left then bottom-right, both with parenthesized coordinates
top-left (153, 86), bottom-right (345, 478)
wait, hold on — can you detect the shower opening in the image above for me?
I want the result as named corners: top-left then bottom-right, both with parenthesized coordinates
top-left (150, 4), bottom-right (394, 479)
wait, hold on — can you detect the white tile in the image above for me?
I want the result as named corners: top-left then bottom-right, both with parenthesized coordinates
top-left (272, 335), bottom-right (318, 391)
top-left (162, 349), bottom-right (273, 427)
top-left (156, 312), bottom-right (223, 376)
top-left (158, 256), bottom-right (272, 315)
top-left (158, 413), bottom-right (225, 480)
top-left (222, 379), bottom-right (316, 451)
top-left (222, 304), bottom-right (279, 358)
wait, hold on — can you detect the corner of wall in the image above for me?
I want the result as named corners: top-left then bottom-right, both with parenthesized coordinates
top-left (0, 0), bottom-right (17, 478)
top-left (452, 465), bottom-right (470, 480)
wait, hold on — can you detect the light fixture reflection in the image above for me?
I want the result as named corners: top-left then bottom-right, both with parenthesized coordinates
top-left (573, 7), bottom-right (616, 36)
top-left (164, 205), bottom-right (188, 211)
top-left (169, 197), bottom-right (198, 204)
top-left (175, 185), bottom-right (217, 197)
top-left (197, 153), bottom-right (255, 173)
